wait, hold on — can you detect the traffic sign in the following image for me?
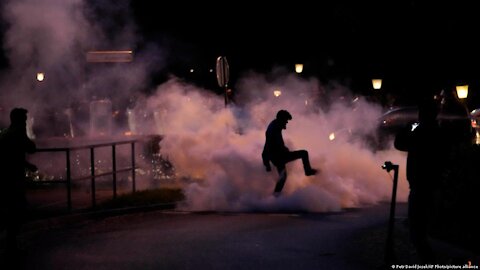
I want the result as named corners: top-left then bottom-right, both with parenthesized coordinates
top-left (216, 56), bottom-right (229, 88)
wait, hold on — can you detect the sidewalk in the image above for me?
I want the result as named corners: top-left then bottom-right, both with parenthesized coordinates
top-left (352, 216), bottom-right (480, 268)
top-left (2, 201), bottom-right (478, 269)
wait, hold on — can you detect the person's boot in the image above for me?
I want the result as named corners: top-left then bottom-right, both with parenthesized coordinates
top-left (305, 168), bottom-right (318, 176)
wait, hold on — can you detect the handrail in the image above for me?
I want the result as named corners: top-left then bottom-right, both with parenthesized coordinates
top-left (36, 139), bottom-right (137, 152)
top-left (34, 138), bottom-right (138, 211)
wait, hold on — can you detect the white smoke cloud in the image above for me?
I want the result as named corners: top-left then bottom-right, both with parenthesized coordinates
top-left (0, 0), bottom-right (409, 213)
top-left (0, 0), bottom-right (164, 134)
top-left (0, 0), bottom-right (168, 192)
top-left (142, 71), bottom-right (409, 212)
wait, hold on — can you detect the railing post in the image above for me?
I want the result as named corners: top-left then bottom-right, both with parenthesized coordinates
top-left (131, 142), bottom-right (136, 192)
top-left (112, 144), bottom-right (117, 199)
top-left (66, 149), bottom-right (72, 211)
top-left (90, 147), bottom-right (96, 207)
top-left (37, 139), bottom-right (139, 212)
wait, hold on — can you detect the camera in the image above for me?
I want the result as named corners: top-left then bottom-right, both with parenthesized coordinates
top-left (382, 161), bottom-right (395, 172)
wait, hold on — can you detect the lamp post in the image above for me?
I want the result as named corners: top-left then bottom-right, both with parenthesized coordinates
top-left (295, 63), bottom-right (303, 74)
top-left (372, 78), bottom-right (384, 106)
top-left (36, 72), bottom-right (45, 82)
top-left (273, 89), bottom-right (282, 97)
top-left (456, 84), bottom-right (468, 100)
top-left (455, 84), bottom-right (470, 115)
top-left (372, 78), bottom-right (382, 90)
top-left (454, 84), bottom-right (474, 144)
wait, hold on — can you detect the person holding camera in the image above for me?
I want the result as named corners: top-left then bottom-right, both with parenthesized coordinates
top-left (394, 98), bottom-right (447, 263)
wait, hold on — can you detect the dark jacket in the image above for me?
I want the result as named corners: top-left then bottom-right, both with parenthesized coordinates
top-left (0, 125), bottom-right (36, 194)
top-left (394, 122), bottom-right (445, 190)
top-left (262, 119), bottom-right (289, 168)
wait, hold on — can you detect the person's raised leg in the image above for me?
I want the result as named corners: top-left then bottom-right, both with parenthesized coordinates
top-left (285, 150), bottom-right (318, 176)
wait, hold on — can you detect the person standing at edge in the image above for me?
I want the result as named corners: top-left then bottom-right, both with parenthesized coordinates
top-left (262, 110), bottom-right (318, 197)
top-left (0, 108), bottom-right (37, 257)
top-left (394, 98), bottom-right (446, 263)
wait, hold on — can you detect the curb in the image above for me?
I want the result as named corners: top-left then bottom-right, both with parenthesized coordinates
top-left (22, 202), bottom-right (178, 232)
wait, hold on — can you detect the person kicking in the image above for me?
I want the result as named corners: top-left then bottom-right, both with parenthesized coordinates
top-left (262, 110), bottom-right (318, 196)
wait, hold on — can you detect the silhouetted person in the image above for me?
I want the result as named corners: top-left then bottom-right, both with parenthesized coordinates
top-left (0, 108), bottom-right (37, 256)
top-left (394, 98), bottom-right (446, 263)
top-left (262, 110), bottom-right (318, 196)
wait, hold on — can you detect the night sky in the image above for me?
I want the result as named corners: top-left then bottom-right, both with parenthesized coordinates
top-left (1, 1), bottom-right (479, 106)
top-left (131, 1), bottom-right (480, 105)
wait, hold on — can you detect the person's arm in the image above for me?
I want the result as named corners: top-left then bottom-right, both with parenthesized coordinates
top-left (12, 126), bottom-right (36, 153)
top-left (20, 129), bottom-right (37, 169)
top-left (271, 130), bottom-right (289, 154)
top-left (21, 128), bottom-right (36, 153)
top-left (25, 138), bottom-right (36, 154)
top-left (393, 126), bottom-right (411, 152)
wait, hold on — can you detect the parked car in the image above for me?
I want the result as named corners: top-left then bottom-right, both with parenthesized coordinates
top-left (376, 104), bottom-right (476, 149)
top-left (471, 108), bottom-right (480, 129)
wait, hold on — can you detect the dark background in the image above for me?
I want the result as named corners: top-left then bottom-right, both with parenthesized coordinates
top-left (132, 1), bottom-right (480, 107)
top-left (1, 1), bottom-right (479, 107)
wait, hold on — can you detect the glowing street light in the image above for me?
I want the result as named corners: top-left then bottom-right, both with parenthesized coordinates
top-left (372, 78), bottom-right (382, 90)
top-left (295, 64), bottom-right (304, 73)
top-left (36, 72), bottom-right (45, 82)
top-left (456, 84), bottom-right (469, 99)
top-left (273, 89), bottom-right (282, 97)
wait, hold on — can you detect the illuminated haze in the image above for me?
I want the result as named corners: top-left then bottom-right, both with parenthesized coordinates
top-left (0, 0), bottom-right (163, 128)
top-left (0, 0), bottom-right (409, 212)
top-left (143, 69), bottom-right (410, 212)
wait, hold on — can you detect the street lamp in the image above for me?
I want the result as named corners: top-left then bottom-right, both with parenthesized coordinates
top-left (456, 84), bottom-right (469, 99)
top-left (372, 78), bottom-right (382, 90)
top-left (37, 72), bottom-right (45, 82)
top-left (273, 89), bottom-right (282, 97)
top-left (295, 64), bottom-right (303, 74)
top-left (453, 84), bottom-right (474, 145)
top-left (371, 78), bottom-right (386, 106)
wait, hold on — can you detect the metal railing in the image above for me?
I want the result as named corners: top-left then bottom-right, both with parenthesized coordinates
top-left (36, 139), bottom-right (138, 211)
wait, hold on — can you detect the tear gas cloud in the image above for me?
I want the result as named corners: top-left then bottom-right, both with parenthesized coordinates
top-left (0, 0), bottom-right (163, 131)
top-left (142, 69), bottom-right (409, 212)
top-left (1, 0), bottom-right (409, 212)
top-left (0, 0), bottom-right (165, 192)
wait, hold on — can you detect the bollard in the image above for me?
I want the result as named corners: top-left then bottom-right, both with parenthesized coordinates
top-left (382, 161), bottom-right (399, 265)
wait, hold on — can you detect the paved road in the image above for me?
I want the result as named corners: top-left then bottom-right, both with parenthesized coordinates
top-left (3, 202), bottom-right (407, 270)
